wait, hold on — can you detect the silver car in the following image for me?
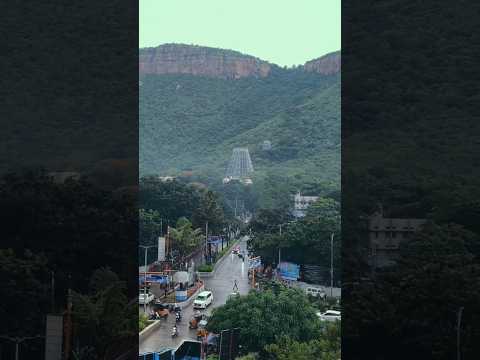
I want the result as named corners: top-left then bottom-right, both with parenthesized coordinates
top-left (317, 310), bottom-right (341, 322)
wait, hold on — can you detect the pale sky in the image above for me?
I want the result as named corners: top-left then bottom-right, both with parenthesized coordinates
top-left (139, 0), bottom-right (341, 67)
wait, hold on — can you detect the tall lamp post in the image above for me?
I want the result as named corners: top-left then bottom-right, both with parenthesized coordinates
top-left (330, 233), bottom-right (334, 298)
top-left (457, 306), bottom-right (464, 360)
top-left (278, 224), bottom-right (282, 266)
top-left (139, 245), bottom-right (157, 313)
top-left (0, 335), bottom-right (43, 360)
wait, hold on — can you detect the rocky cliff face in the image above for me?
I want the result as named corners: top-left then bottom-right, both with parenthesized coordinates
top-left (304, 51), bottom-right (341, 75)
top-left (139, 44), bottom-right (272, 79)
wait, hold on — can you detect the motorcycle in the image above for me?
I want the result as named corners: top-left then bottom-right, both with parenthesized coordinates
top-left (171, 326), bottom-right (178, 338)
top-left (175, 311), bottom-right (182, 323)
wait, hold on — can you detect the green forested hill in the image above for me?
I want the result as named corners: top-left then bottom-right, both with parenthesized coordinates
top-left (140, 68), bottom-right (340, 195)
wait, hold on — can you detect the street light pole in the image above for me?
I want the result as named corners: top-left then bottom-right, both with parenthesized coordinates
top-left (205, 221), bottom-right (209, 264)
top-left (139, 245), bottom-right (156, 313)
top-left (0, 336), bottom-right (43, 360)
top-left (330, 233), bottom-right (334, 298)
top-left (457, 306), bottom-right (464, 360)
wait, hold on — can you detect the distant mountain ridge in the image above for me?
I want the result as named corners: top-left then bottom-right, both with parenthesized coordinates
top-left (139, 44), bottom-right (340, 79)
top-left (304, 51), bottom-right (341, 75)
top-left (140, 44), bottom-right (273, 79)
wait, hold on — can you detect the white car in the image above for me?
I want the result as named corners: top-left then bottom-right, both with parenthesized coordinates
top-left (193, 291), bottom-right (213, 309)
top-left (317, 310), bottom-right (341, 322)
top-left (138, 292), bottom-right (154, 305)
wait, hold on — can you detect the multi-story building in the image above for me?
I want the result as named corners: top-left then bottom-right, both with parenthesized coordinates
top-left (292, 192), bottom-right (319, 218)
top-left (368, 211), bottom-right (426, 268)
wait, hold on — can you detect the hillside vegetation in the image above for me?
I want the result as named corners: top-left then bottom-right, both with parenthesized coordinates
top-left (140, 66), bottom-right (340, 196)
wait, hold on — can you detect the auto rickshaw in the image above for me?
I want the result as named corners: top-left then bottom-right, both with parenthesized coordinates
top-left (197, 326), bottom-right (208, 341)
top-left (152, 304), bottom-right (169, 319)
top-left (189, 311), bottom-right (204, 329)
top-left (196, 319), bottom-right (208, 341)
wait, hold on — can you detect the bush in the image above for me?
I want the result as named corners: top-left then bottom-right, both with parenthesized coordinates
top-left (139, 313), bottom-right (150, 332)
top-left (198, 264), bottom-right (213, 272)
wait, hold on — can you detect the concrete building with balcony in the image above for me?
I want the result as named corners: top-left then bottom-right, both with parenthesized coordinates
top-left (292, 192), bottom-right (319, 218)
top-left (368, 211), bottom-right (426, 268)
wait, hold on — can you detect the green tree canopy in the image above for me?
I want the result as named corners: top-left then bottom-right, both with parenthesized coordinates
top-left (207, 287), bottom-right (321, 355)
top-left (139, 177), bottom-right (225, 232)
top-left (344, 223), bottom-right (480, 359)
top-left (139, 208), bottom-right (163, 246)
top-left (265, 322), bottom-right (340, 360)
top-left (72, 268), bottom-right (137, 359)
top-left (169, 218), bottom-right (203, 261)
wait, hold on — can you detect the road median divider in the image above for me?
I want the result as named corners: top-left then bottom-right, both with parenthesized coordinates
top-left (198, 239), bottom-right (240, 278)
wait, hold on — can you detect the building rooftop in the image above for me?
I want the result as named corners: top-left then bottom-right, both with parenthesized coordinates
top-left (368, 212), bottom-right (426, 231)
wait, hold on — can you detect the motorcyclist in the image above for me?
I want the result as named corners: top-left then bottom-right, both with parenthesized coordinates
top-left (171, 325), bottom-right (178, 337)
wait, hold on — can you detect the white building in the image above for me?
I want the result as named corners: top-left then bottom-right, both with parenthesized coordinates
top-left (292, 192), bottom-right (319, 217)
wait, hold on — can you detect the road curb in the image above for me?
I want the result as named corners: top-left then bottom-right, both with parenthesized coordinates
top-left (198, 239), bottom-right (241, 279)
top-left (178, 283), bottom-right (205, 309)
top-left (139, 320), bottom-right (162, 343)
top-left (160, 282), bottom-right (205, 309)
top-left (139, 284), bottom-right (205, 343)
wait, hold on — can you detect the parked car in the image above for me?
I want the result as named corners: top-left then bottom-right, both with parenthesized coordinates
top-left (138, 292), bottom-right (154, 305)
top-left (193, 291), bottom-right (214, 309)
top-left (317, 310), bottom-right (341, 322)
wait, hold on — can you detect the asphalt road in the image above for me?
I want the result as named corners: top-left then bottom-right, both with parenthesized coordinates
top-left (139, 237), bottom-right (250, 353)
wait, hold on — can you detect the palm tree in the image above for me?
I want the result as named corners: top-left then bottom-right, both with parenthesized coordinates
top-left (169, 217), bottom-right (203, 262)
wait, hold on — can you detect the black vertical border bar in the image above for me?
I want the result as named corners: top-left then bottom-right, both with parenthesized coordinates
top-left (1, 1), bottom-right (139, 359)
top-left (342, 1), bottom-right (480, 359)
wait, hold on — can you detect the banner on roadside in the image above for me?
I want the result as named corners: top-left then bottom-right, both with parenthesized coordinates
top-left (139, 274), bottom-right (169, 285)
top-left (249, 257), bottom-right (262, 269)
top-left (207, 235), bottom-right (223, 245)
top-left (278, 261), bottom-right (300, 281)
top-left (158, 237), bottom-right (166, 261)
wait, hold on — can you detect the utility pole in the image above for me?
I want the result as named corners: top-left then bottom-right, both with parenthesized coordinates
top-left (205, 222), bottom-right (209, 264)
top-left (278, 224), bottom-right (282, 266)
top-left (51, 270), bottom-right (55, 313)
top-left (169, 225), bottom-right (172, 263)
top-left (165, 226), bottom-right (169, 261)
top-left (330, 233), bottom-right (334, 298)
top-left (64, 286), bottom-right (72, 360)
top-left (457, 306), bottom-right (464, 360)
